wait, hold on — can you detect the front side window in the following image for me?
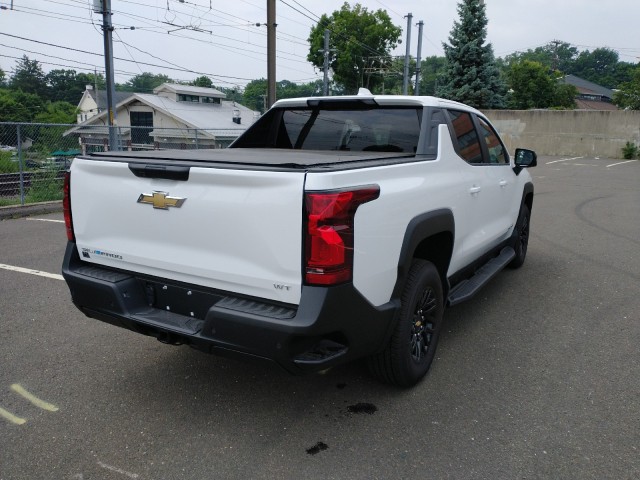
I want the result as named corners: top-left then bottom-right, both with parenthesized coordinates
top-left (448, 110), bottom-right (482, 163)
top-left (477, 117), bottom-right (508, 164)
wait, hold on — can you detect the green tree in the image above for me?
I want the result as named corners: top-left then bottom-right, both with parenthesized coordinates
top-left (570, 48), bottom-right (633, 88)
top-left (242, 79), bottom-right (324, 113)
top-left (242, 78), bottom-right (268, 112)
top-left (191, 75), bottom-right (213, 88)
top-left (437, 0), bottom-right (505, 109)
top-left (505, 60), bottom-right (577, 109)
top-left (363, 57), bottom-right (414, 94)
top-left (419, 56), bottom-right (446, 95)
top-left (45, 69), bottom-right (93, 104)
top-left (34, 101), bottom-right (77, 124)
top-left (552, 83), bottom-right (578, 109)
top-left (0, 89), bottom-right (45, 122)
top-left (77, 72), bottom-right (106, 91)
top-left (217, 86), bottom-right (243, 104)
top-left (119, 72), bottom-right (172, 92)
top-left (503, 41), bottom-right (578, 74)
top-left (9, 55), bottom-right (48, 98)
top-left (507, 60), bottom-right (556, 109)
top-left (307, 2), bottom-right (402, 94)
top-left (0, 67), bottom-right (6, 88)
top-left (613, 66), bottom-right (640, 109)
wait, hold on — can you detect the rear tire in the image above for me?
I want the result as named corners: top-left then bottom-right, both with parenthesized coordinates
top-left (368, 260), bottom-right (444, 387)
top-left (509, 204), bottom-right (530, 269)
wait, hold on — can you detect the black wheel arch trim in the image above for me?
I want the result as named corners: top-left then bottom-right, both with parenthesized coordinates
top-left (522, 182), bottom-right (534, 212)
top-left (371, 209), bottom-right (454, 355)
top-left (392, 209), bottom-right (455, 301)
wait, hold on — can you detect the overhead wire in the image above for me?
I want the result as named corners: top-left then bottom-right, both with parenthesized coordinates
top-left (0, 33), bottom-right (255, 84)
top-left (0, 0), bottom-right (313, 81)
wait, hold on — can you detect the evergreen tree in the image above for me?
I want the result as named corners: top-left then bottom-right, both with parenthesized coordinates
top-left (437, 0), bottom-right (505, 109)
top-left (9, 55), bottom-right (48, 98)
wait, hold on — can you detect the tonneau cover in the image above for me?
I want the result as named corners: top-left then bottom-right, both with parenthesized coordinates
top-left (86, 148), bottom-right (414, 170)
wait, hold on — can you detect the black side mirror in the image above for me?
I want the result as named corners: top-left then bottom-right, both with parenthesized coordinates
top-left (515, 148), bottom-right (537, 168)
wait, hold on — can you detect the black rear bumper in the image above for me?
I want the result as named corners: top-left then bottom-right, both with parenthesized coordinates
top-left (62, 243), bottom-right (398, 373)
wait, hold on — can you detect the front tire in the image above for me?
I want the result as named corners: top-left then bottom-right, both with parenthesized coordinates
top-left (368, 260), bottom-right (444, 387)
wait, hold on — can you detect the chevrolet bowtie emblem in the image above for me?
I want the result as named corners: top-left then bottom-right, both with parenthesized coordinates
top-left (137, 191), bottom-right (186, 210)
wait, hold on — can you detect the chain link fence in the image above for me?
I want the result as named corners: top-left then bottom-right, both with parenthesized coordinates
top-left (0, 122), bottom-right (240, 206)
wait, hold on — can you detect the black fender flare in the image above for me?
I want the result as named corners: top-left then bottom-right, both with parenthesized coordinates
top-left (373, 209), bottom-right (455, 352)
top-left (392, 208), bottom-right (455, 300)
top-left (521, 182), bottom-right (534, 212)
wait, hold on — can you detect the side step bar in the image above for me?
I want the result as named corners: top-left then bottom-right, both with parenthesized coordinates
top-left (447, 246), bottom-right (515, 306)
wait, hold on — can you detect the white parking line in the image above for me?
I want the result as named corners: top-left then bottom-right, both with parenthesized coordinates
top-left (606, 160), bottom-right (637, 168)
top-left (0, 406), bottom-right (27, 425)
top-left (97, 461), bottom-right (139, 479)
top-left (0, 263), bottom-right (64, 280)
top-left (546, 156), bottom-right (584, 164)
top-left (26, 218), bottom-right (64, 223)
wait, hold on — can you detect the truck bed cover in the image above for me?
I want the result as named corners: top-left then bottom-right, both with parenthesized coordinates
top-left (85, 148), bottom-right (415, 171)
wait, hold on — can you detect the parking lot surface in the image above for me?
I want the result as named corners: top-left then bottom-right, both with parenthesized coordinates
top-left (0, 156), bottom-right (638, 479)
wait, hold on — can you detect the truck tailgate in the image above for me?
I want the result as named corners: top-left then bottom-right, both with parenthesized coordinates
top-left (70, 158), bottom-right (304, 305)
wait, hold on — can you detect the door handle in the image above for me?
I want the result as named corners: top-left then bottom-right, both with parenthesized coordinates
top-left (469, 185), bottom-right (481, 194)
top-left (499, 180), bottom-right (508, 187)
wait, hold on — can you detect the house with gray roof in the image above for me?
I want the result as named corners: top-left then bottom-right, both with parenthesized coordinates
top-left (68, 83), bottom-right (259, 152)
top-left (559, 75), bottom-right (618, 111)
top-left (76, 86), bottom-right (131, 123)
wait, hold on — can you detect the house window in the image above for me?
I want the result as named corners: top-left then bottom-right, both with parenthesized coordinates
top-left (130, 111), bottom-right (153, 144)
top-left (178, 94), bottom-right (200, 102)
top-left (202, 97), bottom-right (221, 104)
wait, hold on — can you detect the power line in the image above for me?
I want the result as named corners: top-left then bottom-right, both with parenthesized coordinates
top-left (1, 0), bottom-right (316, 84)
top-left (0, 32), bottom-right (255, 82)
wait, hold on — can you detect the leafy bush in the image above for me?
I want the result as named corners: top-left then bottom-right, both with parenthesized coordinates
top-left (0, 151), bottom-right (19, 173)
top-left (24, 170), bottom-right (64, 203)
top-left (622, 141), bottom-right (638, 159)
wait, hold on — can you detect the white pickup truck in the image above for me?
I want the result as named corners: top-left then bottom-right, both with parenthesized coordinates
top-left (62, 90), bottom-right (536, 387)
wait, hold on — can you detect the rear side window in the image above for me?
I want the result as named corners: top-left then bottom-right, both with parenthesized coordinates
top-left (233, 107), bottom-right (422, 153)
top-left (447, 110), bottom-right (483, 163)
top-left (477, 117), bottom-right (508, 164)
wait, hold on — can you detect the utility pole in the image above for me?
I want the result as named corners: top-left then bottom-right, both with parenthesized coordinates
top-left (551, 39), bottom-right (562, 71)
top-left (402, 13), bottom-right (412, 95)
top-left (414, 20), bottom-right (424, 96)
top-left (266, 0), bottom-right (276, 108)
top-left (95, 0), bottom-right (120, 150)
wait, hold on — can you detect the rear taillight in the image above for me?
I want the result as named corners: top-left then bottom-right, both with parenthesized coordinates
top-left (63, 171), bottom-right (75, 242)
top-left (304, 186), bottom-right (380, 286)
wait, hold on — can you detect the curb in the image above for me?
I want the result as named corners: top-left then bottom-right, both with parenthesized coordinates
top-left (0, 201), bottom-right (63, 220)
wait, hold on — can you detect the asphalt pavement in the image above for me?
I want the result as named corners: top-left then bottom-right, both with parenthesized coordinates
top-left (0, 155), bottom-right (638, 480)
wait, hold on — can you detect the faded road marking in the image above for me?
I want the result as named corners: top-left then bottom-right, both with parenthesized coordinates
top-left (0, 263), bottom-right (64, 281)
top-left (11, 384), bottom-right (59, 412)
top-left (0, 406), bottom-right (27, 425)
top-left (97, 461), bottom-right (139, 479)
top-left (546, 156), bottom-right (584, 164)
top-left (26, 218), bottom-right (65, 223)
top-left (606, 160), bottom-right (637, 168)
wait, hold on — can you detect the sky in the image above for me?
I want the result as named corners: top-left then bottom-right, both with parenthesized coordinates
top-left (0, 0), bottom-right (639, 92)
